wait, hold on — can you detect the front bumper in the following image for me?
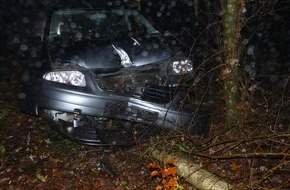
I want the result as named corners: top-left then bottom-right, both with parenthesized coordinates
top-left (36, 80), bottom-right (209, 145)
top-left (40, 81), bottom-right (206, 126)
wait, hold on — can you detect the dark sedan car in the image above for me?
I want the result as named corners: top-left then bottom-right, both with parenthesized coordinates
top-left (20, 8), bottom-right (209, 146)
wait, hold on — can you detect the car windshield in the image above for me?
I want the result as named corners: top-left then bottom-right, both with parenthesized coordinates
top-left (48, 9), bottom-right (159, 41)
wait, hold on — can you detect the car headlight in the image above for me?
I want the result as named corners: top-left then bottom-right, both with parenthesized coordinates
top-left (172, 59), bottom-right (193, 74)
top-left (43, 71), bottom-right (86, 87)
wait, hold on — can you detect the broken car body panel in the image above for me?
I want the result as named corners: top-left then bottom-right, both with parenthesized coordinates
top-left (20, 8), bottom-right (209, 146)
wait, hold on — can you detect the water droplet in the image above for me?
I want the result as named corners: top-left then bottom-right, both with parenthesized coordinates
top-left (270, 47), bottom-right (276, 53)
top-left (70, 22), bottom-right (77, 29)
top-left (13, 36), bottom-right (20, 44)
top-left (18, 93), bottom-right (26, 99)
top-left (153, 43), bottom-right (159, 49)
top-left (94, 32), bottom-right (100, 38)
top-left (20, 44), bottom-right (28, 51)
top-left (247, 45), bottom-right (254, 55)
top-left (12, 60), bottom-right (19, 67)
top-left (142, 51), bottom-right (148, 57)
top-left (59, 48), bottom-right (65, 54)
top-left (76, 32), bottom-right (82, 39)
top-left (31, 51), bottom-right (37, 58)
top-left (22, 17), bottom-right (29, 24)
top-left (115, 0), bottom-right (121, 6)
top-left (170, 1), bottom-right (176, 7)
top-left (242, 39), bottom-right (249, 45)
top-left (171, 40), bottom-right (176, 46)
top-left (242, 7), bottom-right (247, 13)
top-left (22, 71), bottom-right (29, 81)
top-left (35, 61), bottom-right (42, 68)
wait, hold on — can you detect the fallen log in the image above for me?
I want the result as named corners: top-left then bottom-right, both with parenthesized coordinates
top-left (150, 149), bottom-right (233, 190)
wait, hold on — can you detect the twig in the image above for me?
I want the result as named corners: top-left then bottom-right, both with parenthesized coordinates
top-left (254, 156), bottom-right (290, 187)
top-left (184, 149), bottom-right (290, 160)
top-left (274, 75), bottom-right (290, 128)
top-left (200, 132), bottom-right (290, 152)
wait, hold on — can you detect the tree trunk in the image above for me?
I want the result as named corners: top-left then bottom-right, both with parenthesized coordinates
top-left (221, 0), bottom-right (243, 126)
top-left (150, 149), bottom-right (233, 190)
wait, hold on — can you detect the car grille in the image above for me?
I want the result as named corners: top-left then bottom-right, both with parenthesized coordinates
top-left (104, 102), bottom-right (158, 124)
top-left (94, 70), bottom-right (178, 104)
top-left (141, 85), bottom-right (176, 104)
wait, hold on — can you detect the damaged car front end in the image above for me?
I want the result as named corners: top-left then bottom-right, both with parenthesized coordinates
top-left (21, 8), bottom-right (209, 146)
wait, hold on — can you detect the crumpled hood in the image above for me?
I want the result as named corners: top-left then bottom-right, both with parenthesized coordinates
top-left (48, 36), bottom-right (174, 69)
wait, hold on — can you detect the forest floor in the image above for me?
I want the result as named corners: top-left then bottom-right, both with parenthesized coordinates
top-left (0, 74), bottom-right (289, 189)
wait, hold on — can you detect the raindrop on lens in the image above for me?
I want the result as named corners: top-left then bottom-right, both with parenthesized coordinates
top-left (116, 0), bottom-right (121, 5)
top-left (59, 48), bottom-right (65, 54)
top-left (76, 32), bottom-right (82, 39)
top-left (242, 7), bottom-right (247, 13)
top-left (247, 45), bottom-right (254, 55)
top-left (153, 43), bottom-right (159, 49)
top-left (270, 47), bottom-right (276, 53)
top-left (171, 40), bottom-right (176, 45)
top-left (162, 52), bottom-right (169, 57)
top-left (31, 51), bottom-right (37, 58)
top-left (20, 44), bottom-right (28, 51)
top-left (13, 37), bottom-right (20, 44)
top-left (22, 17), bottom-right (29, 24)
top-left (18, 93), bottom-right (26, 99)
top-left (12, 61), bottom-right (19, 67)
top-left (142, 51), bottom-right (148, 57)
top-left (243, 39), bottom-right (249, 45)
top-left (70, 22), bottom-right (76, 29)
top-left (94, 33), bottom-right (100, 38)
top-left (35, 61), bottom-right (42, 68)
